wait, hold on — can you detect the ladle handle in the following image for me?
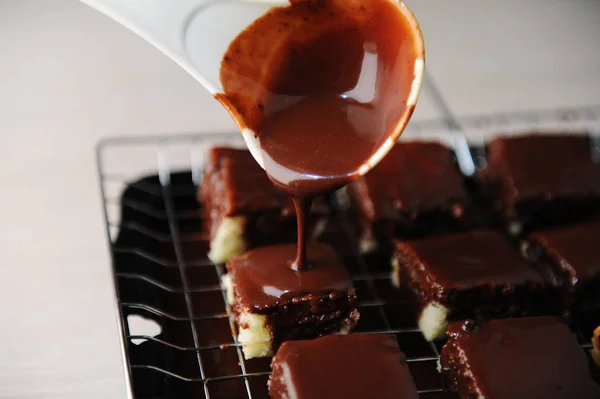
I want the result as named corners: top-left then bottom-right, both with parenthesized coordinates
top-left (79, 0), bottom-right (286, 94)
top-left (81, 0), bottom-right (210, 86)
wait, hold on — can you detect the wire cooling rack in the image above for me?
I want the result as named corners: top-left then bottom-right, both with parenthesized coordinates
top-left (97, 104), bottom-right (600, 399)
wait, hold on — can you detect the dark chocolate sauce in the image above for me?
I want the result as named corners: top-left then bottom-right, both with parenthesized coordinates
top-left (401, 231), bottom-right (544, 290)
top-left (217, 0), bottom-right (421, 269)
top-left (482, 135), bottom-right (600, 211)
top-left (290, 197), bottom-right (312, 271)
top-left (353, 142), bottom-right (469, 220)
top-left (269, 334), bottom-right (419, 399)
top-left (227, 242), bottom-right (352, 310)
top-left (442, 317), bottom-right (600, 398)
top-left (530, 219), bottom-right (600, 284)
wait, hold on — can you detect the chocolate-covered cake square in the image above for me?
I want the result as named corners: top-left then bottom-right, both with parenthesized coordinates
top-left (269, 334), bottom-right (418, 399)
top-left (222, 242), bottom-right (359, 359)
top-left (392, 230), bottom-right (553, 340)
top-left (199, 147), bottom-right (328, 263)
top-left (524, 219), bottom-right (600, 318)
top-left (478, 134), bottom-right (600, 235)
top-left (441, 317), bottom-right (600, 398)
top-left (343, 141), bottom-right (475, 253)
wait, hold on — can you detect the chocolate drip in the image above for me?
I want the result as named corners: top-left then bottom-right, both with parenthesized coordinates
top-left (290, 197), bottom-right (313, 271)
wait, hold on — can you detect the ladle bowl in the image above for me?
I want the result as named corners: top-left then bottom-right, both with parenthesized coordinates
top-left (80, 0), bottom-right (425, 176)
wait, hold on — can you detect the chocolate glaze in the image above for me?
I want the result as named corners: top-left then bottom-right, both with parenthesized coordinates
top-left (200, 147), bottom-right (286, 217)
top-left (527, 219), bottom-right (600, 316)
top-left (346, 141), bottom-right (480, 248)
top-left (226, 242), bottom-right (359, 351)
top-left (397, 231), bottom-right (544, 292)
top-left (350, 142), bottom-right (469, 221)
top-left (226, 242), bottom-right (353, 310)
top-left (530, 220), bottom-right (600, 284)
top-left (217, 0), bottom-right (420, 268)
top-left (200, 147), bottom-right (328, 248)
top-left (393, 231), bottom-right (556, 321)
top-left (441, 317), bottom-right (600, 399)
top-left (290, 197), bottom-right (312, 271)
top-left (269, 334), bottom-right (419, 399)
top-left (478, 134), bottom-right (600, 232)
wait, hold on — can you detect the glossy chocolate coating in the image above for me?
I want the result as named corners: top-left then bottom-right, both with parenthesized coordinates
top-left (217, 0), bottom-right (420, 268)
top-left (527, 219), bottom-right (600, 316)
top-left (226, 242), bottom-right (353, 311)
top-left (226, 242), bottom-right (358, 351)
top-left (441, 317), bottom-right (600, 399)
top-left (396, 231), bottom-right (544, 300)
top-left (483, 135), bottom-right (600, 208)
top-left (269, 334), bottom-right (418, 399)
top-left (349, 142), bottom-right (469, 221)
top-left (478, 134), bottom-right (600, 232)
top-left (217, 0), bottom-right (419, 196)
top-left (530, 220), bottom-right (600, 286)
top-left (200, 147), bottom-right (287, 217)
top-left (346, 141), bottom-right (481, 248)
top-left (394, 231), bottom-right (554, 320)
top-left (200, 147), bottom-right (328, 247)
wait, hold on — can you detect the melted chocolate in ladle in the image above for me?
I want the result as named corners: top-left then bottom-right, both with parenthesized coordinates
top-left (217, 0), bottom-right (424, 270)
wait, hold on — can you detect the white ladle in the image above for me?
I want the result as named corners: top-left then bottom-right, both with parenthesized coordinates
top-left (80, 0), bottom-right (425, 175)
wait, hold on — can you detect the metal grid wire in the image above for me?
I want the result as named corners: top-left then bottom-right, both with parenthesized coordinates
top-left (100, 161), bottom-right (449, 398)
top-left (98, 98), bottom-right (600, 398)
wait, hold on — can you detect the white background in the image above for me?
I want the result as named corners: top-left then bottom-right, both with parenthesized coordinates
top-left (0, 0), bottom-right (599, 397)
